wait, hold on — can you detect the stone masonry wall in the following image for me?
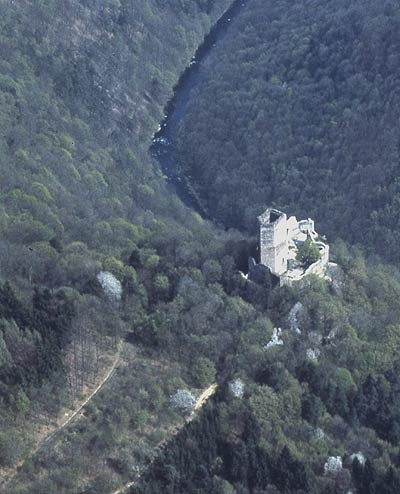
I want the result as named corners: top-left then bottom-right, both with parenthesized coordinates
top-left (260, 214), bottom-right (288, 275)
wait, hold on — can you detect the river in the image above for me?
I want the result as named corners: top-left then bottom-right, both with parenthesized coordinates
top-left (150, 0), bottom-right (248, 216)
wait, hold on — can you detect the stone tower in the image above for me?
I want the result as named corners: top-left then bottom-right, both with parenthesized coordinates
top-left (258, 208), bottom-right (289, 275)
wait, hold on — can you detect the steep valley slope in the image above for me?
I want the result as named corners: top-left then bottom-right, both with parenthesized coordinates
top-left (2, 1), bottom-right (400, 494)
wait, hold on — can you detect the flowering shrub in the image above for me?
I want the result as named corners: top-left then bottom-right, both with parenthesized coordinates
top-left (97, 271), bottom-right (122, 302)
top-left (170, 390), bottom-right (196, 413)
top-left (229, 378), bottom-right (244, 399)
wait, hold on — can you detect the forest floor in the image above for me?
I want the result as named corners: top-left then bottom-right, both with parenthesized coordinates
top-left (110, 383), bottom-right (218, 494)
top-left (0, 341), bottom-right (123, 490)
top-left (40, 341), bottom-right (124, 446)
top-left (3, 344), bottom-right (218, 493)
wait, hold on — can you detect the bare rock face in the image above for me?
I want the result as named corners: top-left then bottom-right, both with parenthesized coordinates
top-left (288, 301), bottom-right (304, 334)
top-left (327, 263), bottom-right (345, 295)
top-left (264, 328), bottom-right (283, 350)
top-left (306, 348), bottom-right (321, 361)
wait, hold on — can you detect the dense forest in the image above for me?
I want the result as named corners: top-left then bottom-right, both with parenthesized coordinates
top-left (177, 0), bottom-right (400, 263)
top-left (2, 0), bottom-right (400, 493)
top-left (0, 0), bottom-right (235, 489)
top-left (134, 247), bottom-right (400, 494)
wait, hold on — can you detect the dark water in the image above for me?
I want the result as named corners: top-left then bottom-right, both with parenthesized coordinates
top-left (150, 0), bottom-right (248, 215)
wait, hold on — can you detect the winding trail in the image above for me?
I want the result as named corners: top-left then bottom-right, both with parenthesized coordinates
top-left (1, 343), bottom-right (123, 492)
top-left (111, 4), bottom-right (246, 494)
top-left (43, 342), bottom-right (123, 446)
top-left (5, 1), bottom-right (246, 491)
top-left (189, 383), bottom-right (218, 418)
top-left (111, 384), bottom-right (218, 494)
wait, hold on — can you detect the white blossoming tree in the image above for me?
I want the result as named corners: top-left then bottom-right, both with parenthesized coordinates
top-left (229, 378), bottom-right (244, 399)
top-left (170, 390), bottom-right (196, 413)
top-left (324, 456), bottom-right (343, 475)
top-left (306, 348), bottom-right (321, 361)
top-left (97, 271), bottom-right (122, 303)
top-left (350, 452), bottom-right (366, 466)
top-left (288, 301), bottom-right (304, 334)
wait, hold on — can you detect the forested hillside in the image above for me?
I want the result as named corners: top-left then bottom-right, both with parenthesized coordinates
top-left (3, 1), bottom-right (400, 493)
top-left (0, 0), bottom-right (234, 486)
top-left (136, 248), bottom-right (400, 494)
top-left (177, 0), bottom-right (400, 262)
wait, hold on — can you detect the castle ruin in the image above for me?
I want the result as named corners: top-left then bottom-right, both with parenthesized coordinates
top-left (251, 208), bottom-right (329, 286)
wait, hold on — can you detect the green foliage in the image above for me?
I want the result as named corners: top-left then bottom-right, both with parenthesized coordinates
top-left (13, 389), bottom-right (31, 419)
top-left (202, 259), bottom-right (222, 284)
top-left (144, 254), bottom-right (160, 270)
top-left (153, 274), bottom-right (170, 297)
top-left (249, 384), bottom-right (282, 437)
top-left (177, 0), bottom-right (400, 263)
top-left (296, 239), bottom-right (321, 266)
top-left (0, 429), bottom-right (25, 467)
top-left (0, 0), bottom-right (235, 482)
top-left (191, 357), bottom-right (216, 387)
top-left (335, 367), bottom-right (355, 392)
top-left (31, 183), bottom-right (53, 203)
top-left (3, 1), bottom-right (400, 493)
top-left (103, 256), bottom-right (125, 279)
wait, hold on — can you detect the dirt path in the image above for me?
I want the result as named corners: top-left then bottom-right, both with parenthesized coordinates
top-left (110, 383), bottom-right (218, 494)
top-left (42, 343), bottom-right (123, 446)
top-left (191, 383), bottom-right (218, 416)
top-left (1, 343), bottom-right (123, 491)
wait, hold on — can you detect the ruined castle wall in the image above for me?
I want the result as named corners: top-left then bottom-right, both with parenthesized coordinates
top-left (280, 243), bottom-right (330, 286)
top-left (304, 244), bottom-right (329, 276)
top-left (257, 207), bottom-right (329, 285)
top-left (299, 219), bottom-right (315, 234)
top-left (287, 216), bottom-right (299, 236)
top-left (260, 215), bottom-right (288, 275)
